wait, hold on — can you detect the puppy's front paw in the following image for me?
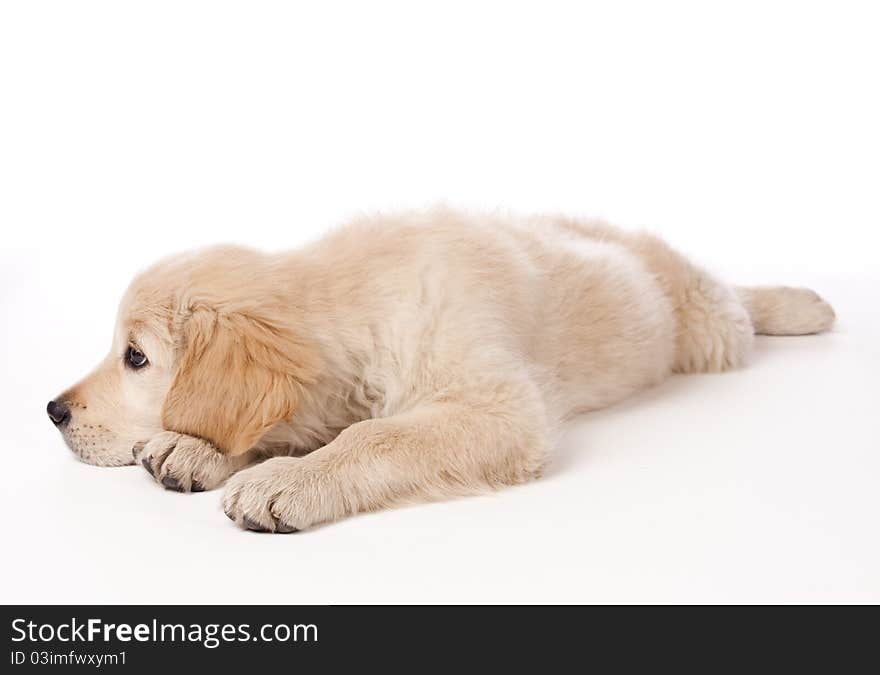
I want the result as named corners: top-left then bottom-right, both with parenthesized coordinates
top-left (222, 457), bottom-right (342, 533)
top-left (135, 431), bottom-right (245, 492)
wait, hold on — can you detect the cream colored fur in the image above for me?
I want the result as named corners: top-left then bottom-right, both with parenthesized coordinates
top-left (51, 208), bottom-right (836, 531)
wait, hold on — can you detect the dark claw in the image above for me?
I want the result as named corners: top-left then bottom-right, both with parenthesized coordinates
top-left (162, 475), bottom-right (183, 492)
top-left (242, 515), bottom-right (270, 532)
top-left (141, 458), bottom-right (154, 476)
top-left (275, 522), bottom-right (299, 534)
top-left (131, 442), bottom-right (145, 459)
top-left (190, 480), bottom-right (206, 493)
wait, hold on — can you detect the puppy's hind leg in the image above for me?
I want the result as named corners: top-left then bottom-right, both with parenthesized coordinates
top-left (672, 269), bottom-right (756, 374)
top-left (672, 278), bottom-right (836, 373)
top-left (736, 286), bottom-right (835, 336)
top-left (592, 229), bottom-right (756, 374)
top-left (222, 382), bottom-right (550, 532)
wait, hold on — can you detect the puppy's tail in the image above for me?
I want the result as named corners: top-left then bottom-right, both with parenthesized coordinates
top-left (736, 286), bottom-right (836, 335)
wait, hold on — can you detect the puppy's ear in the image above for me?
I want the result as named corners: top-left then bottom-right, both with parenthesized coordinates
top-left (161, 307), bottom-right (319, 455)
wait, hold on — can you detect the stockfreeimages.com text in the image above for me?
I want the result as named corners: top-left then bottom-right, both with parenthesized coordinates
top-left (11, 618), bottom-right (317, 649)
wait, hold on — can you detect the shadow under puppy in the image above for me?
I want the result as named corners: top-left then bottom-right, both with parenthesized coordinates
top-left (47, 208), bottom-right (835, 532)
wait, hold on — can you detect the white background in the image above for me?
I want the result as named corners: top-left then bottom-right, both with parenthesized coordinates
top-left (1, 1), bottom-right (878, 603)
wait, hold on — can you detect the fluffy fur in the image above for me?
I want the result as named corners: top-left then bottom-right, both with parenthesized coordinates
top-left (50, 208), bottom-right (835, 531)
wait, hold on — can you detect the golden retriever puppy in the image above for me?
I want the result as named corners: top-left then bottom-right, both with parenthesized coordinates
top-left (47, 209), bottom-right (835, 532)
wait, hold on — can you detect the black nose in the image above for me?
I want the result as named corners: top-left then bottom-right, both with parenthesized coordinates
top-left (47, 400), bottom-right (71, 426)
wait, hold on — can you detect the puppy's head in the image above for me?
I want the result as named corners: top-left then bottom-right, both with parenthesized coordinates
top-left (48, 246), bottom-right (320, 466)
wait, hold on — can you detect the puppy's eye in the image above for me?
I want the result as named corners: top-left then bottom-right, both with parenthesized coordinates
top-left (125, 346), bottom-right (149, 370)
